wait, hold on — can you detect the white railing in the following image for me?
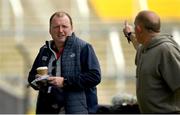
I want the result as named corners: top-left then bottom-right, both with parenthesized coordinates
top-left (109, 30), bottom-right (125, 91)
top-left (9, 0), bottom-right (24, 43)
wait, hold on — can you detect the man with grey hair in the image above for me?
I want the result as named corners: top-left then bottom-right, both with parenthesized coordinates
top-left (123, 10), bottom-right (180, 113)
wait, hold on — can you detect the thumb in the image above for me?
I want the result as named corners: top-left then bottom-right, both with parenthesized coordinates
top-left (124, 20), bottom-right (128, 27)
top-left (48, 77), bottom-right (54, 81)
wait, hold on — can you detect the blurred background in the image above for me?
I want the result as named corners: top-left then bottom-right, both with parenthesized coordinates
top-left (0, 0), bottom-right (180, 114)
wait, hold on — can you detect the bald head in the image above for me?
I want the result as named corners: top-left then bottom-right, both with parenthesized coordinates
top-left (135, 10), bottom-right (161, 33)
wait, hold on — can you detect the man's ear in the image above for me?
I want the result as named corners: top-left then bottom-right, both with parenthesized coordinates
top-left (136, 25), bottom-right (142, 33)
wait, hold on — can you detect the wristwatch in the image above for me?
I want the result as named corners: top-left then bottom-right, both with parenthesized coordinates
top-left (126, 32), bottom-right (132, 43)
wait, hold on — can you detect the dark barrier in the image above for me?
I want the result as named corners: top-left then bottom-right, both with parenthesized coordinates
top-left (97, 104), bottom-right (140, 114)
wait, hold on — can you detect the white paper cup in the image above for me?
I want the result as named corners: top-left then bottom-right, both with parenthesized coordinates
top-left (36, 66), bottom-right (48, 75)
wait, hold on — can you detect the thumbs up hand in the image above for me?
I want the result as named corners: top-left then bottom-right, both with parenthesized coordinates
top-left (123, 20), bottom-right (133, 43)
